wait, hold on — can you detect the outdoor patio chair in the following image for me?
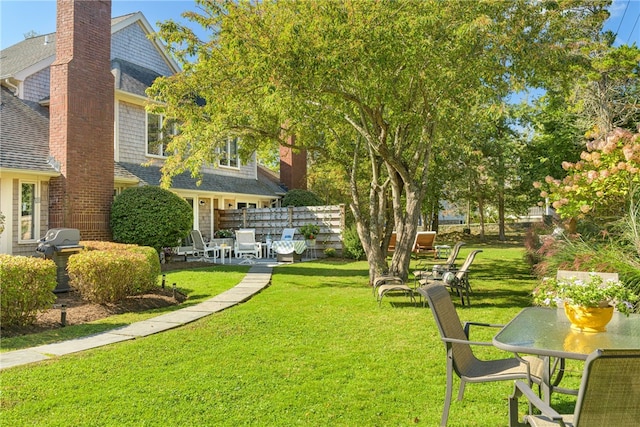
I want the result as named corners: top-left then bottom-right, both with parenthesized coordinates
top-left (234, 229), bottom-right (262, 264)
top-left (387, 232), bottom-right (397, 253)
top-left (190, 230), bottom-right (219, 262)
top-left (508, 348), bottom-right (640, 427)
top-left (417, 283), bottom-right (544, 427)
top-left (419, 249), bottom-right (483, 306)
top-left (374, 275), bottom-right (416, 306)
top-left (413, 241), bottom-right (465, 285)
top-left (281, 228), bottom-right (296, 241)
top-left (412, 231), bottom-right (437, 257)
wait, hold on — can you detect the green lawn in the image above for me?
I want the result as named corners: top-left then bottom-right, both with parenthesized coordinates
top-left (0, 246), bottom-right (579, 426)
top-left (1, 265), bottom-right (251, 352)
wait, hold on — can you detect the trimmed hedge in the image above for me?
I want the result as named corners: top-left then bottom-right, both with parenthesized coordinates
top-left (80, 240), bottom-right (138, 252)
top-left (110, 186), bottom-right (192, 252)
top-left (81, 242), bottom-right (160, 291)
top-left (0, 255), bottom-right (57, 326)
top-left (68, 245), bottom-right (160, 304)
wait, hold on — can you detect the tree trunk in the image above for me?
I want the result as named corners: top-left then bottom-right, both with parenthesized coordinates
top-left (477, 193), bottom-right (486, 240)
top-left (498, 184), bottom-right (506, 241)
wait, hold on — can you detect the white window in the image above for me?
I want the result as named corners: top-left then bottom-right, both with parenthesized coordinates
top-left (20, 182), bottom-right (37, 241)
top-left (219, 138), bottom-right (239, 168)
top-left (147, 113), bottom-right (177, 157)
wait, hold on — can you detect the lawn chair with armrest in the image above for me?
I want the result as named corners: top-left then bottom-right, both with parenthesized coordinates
top-left (509, 348), bottom-right (640, 426)
top-left (190, 230), bottom-right (219, 262)
top-left (412, 231), bottom-right (437, 258)
top-left (235, 229), bottom-right (262, 264)
top-left (417, 283), bottom-right (544, 426)
top-left (413, 241), bottom-right (465, 286)
top-left (419, 249), bottom-right (482, 306)
top-left (374, 275), bottom-right (416, 306)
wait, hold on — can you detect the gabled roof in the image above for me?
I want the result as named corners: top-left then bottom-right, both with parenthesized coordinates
top-left (117, 162), bottom-right (280, 198)
top-left (112, 59), bottom-right (163, 97)
top-left (0, 12), bottom-right (179, 82)
top-left (0, 33), bottom-right (56, 80)
top-left (0, 87), bottom-right (57, 175)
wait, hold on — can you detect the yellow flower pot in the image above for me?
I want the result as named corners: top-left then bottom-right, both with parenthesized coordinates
top-left (564, 304), bottom-right (614, 333)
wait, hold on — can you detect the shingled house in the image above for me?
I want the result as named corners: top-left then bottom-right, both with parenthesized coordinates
top-left (0, 5), bottom-right (287, 256)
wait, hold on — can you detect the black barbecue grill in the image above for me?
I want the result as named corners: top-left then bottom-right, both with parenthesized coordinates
top-left (36, 228), bottom-right (84, 293)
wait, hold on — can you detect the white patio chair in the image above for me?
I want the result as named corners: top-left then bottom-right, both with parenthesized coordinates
top-left (281, 228), bottom-right (296, 241)
top-left (235, 229), bottom-right (262, 264)
top-left (190, 230), bottom-right (219, 262)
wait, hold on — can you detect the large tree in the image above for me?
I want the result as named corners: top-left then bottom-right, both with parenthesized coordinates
top-left (149, 0), bottom-right (609, 282)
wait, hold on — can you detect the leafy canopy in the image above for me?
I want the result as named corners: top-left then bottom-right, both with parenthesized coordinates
top-left (149, 0), bottom-right (611, 280)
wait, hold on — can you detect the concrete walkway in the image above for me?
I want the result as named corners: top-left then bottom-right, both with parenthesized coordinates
top-left (0, 264), bottom-right (273, 371)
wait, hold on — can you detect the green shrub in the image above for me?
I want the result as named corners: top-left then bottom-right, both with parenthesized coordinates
top-left (281, 189), bottom-right (323, 207)
top-left (111, 186), bottom-right (192, 252)
top-left (68, 249), bottom-right (157, 303)
top-left (343, 225), bottom-right (365, 260)
top-left (81, 242), bottom-right (159, 292)
top-left (126, 246), bottom-right (161, 293)
top-left (80, 240), bottom-right (138, 252)
top-left (0, 255), bottom-right (56, 326)
top-left (324, 247), bottom-right (337, 257)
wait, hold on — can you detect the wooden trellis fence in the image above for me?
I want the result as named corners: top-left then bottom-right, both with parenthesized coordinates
top-left (218, 205), bottom-right (346, 256)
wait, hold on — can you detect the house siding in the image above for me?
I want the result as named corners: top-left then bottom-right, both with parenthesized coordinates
top-left (117, 101), bottom-right (259, 181)
top-left (112, 23), bottom-right (173, 77)
top-left (23, 68), bottom-right (50, 103)
top-left (118, 100), bottom-right (147, 163)
top-left (201, 160), bottom-right (256, 180)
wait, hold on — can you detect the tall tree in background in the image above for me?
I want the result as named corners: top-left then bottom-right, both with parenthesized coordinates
top-left (521, 40), bottom-right (640, 227)
top-left (149, 0), bottom-right (609, 282)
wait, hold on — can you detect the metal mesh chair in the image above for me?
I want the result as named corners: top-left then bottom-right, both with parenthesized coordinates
top-left (374, 275), bottom-right (416, 306)
top-left (418, 283), bottom-right (544, 426)
top-left (419, 249), bottom-right (482, 306)
top-left (509, 348), bottom-right (640, 426)
top-left (413, 241), bottom-right (465, 285)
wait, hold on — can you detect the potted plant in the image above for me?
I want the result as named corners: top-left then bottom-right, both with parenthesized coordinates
top-left (161, 247), bottom-right (174, 264)
top-left (214, 229), bottom-right (234, 238)
top-left (533, 274), bottom-right (639, 332)
top-left (299, 224), bottom-right (320, 246)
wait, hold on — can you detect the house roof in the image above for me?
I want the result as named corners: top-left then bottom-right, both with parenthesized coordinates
top-left (117, 162), bottom-right (281, 198)
top-left (0, 13), bottom-right (180, 82)
top-left (0, 33), bottom-right (56, 80)
top-left (258, 164), bottom-right (287, 195)
top-left (112, 59), bottom-right (162, 97)
top-left (0, 87), bottom-right (57, 175)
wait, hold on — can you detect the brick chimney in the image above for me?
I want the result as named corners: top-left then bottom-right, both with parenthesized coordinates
top-left (279, 134), bottom-right (307, 190)
top-left (49, 0), bottom-right (114, 240)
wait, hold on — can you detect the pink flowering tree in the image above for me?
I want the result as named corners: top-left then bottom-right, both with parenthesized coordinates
top-left (534, 128), bottom-right (640, 221)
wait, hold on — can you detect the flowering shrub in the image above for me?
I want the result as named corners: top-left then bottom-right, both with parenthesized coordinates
top-left (533, 273), bottom-right (639, 316)
top-left (299, 224), bottom-right (320, 240)
top-left (533, 128), bottom-right (640, 220)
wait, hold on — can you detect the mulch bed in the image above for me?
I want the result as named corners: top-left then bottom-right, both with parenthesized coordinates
top-left (2, 261), bottom-right (212, 338)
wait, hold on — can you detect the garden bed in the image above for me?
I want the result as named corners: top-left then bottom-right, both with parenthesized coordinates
top-left (1, 261), bottom-right (211, 338)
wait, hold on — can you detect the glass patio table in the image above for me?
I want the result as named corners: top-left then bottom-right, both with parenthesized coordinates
top-left (493, 306), bottom-right (640, 402)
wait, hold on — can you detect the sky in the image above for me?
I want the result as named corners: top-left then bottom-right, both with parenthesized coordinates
top-left (1, 0), bottom-right (639, 51)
